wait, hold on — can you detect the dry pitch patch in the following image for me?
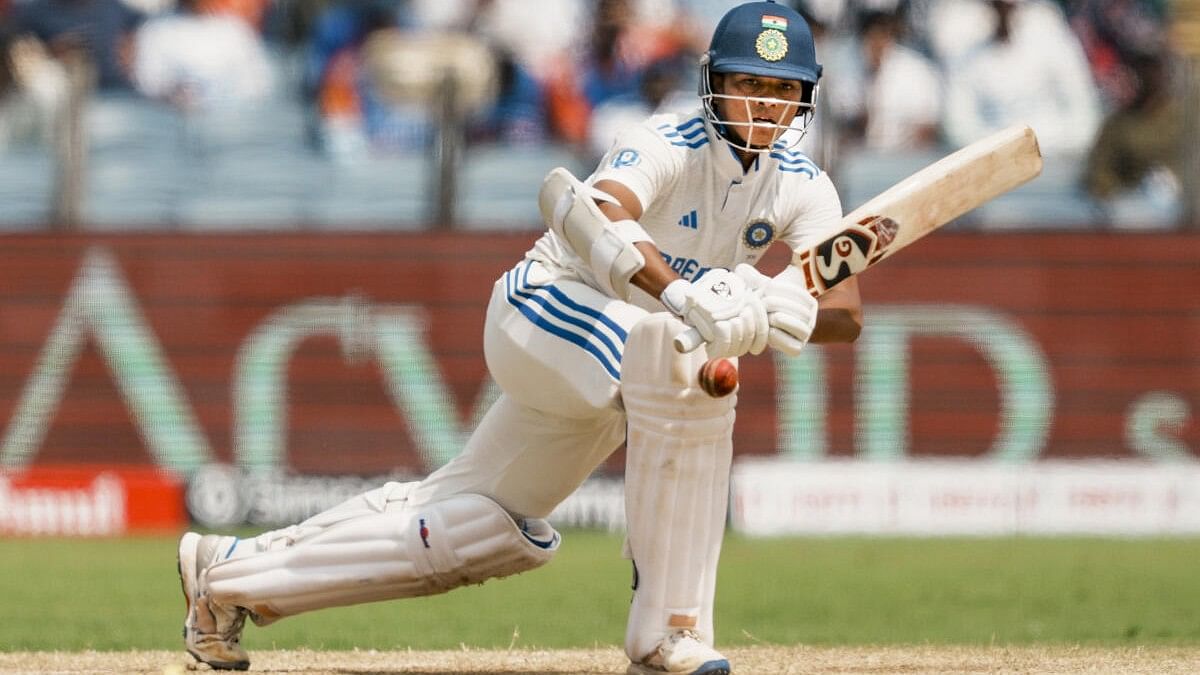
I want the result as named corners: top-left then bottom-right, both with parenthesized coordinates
top-left (2, 647), bottom-right (1200, 674)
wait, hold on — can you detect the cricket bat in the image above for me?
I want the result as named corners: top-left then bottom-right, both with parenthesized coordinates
top-left (675, 124), bottom-right (1044, 353)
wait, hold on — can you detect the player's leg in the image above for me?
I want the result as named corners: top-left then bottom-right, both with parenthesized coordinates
top-left (178, 260), bottom-right (644, 669)
top-left (178, 478), bottom-right (556, 667)
top-left (408, 393), bottom-right (626, 519)
top-left (409, 259), bottom-right (644, 518)
top-left (177, 479), bottom-right (424, 668)
top-left (178, 532), bottom-right (250, 670)
top-left (621, 313), bottom-right (736, 675)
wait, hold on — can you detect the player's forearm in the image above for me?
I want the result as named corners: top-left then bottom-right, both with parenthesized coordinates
top-left (593, 181), bottom-right (681, 302)
top-left (629, 242), bottom-right (680, 300)
top-left (810, 307), bottom-right (862, 343)
top-left (809, 277), bottom-right (862, 343)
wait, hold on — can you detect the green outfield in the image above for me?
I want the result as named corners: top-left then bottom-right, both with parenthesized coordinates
top-left (2, 532), bottom-right (1198, 652)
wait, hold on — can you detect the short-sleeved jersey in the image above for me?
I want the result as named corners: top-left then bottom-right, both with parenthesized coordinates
top-left (526, 109), bottom-right (842, 313)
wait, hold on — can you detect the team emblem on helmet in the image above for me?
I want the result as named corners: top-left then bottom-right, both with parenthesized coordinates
top-left (743, 219), bottom-right (776, 249)
top-left (755, 29), bottom-right (788, 62)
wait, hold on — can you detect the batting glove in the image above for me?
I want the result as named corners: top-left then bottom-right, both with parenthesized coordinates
top-left (661, 269), bottom-right (769, 358)
top-left (735, 263), bottom-right (819, 357)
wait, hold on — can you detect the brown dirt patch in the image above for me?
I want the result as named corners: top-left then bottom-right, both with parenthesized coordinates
top-left (1, 646), bottom-right (1198, 674)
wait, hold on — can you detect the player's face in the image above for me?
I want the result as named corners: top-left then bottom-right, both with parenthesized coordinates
top-left (714, 73), bottom-right (804, 148)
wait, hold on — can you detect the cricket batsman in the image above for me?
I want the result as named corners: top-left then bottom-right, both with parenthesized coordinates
top-left (177, 2), bottom-right (862, 673)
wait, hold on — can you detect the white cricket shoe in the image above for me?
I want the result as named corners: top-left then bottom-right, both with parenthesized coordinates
top-left (177, 532), bottom-right (250, 671)
top-left (627, 630), bottom-right (732, 674)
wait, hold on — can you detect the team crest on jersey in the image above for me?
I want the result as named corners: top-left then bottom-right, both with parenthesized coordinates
top-left (743, 219), bottom-right (776, 249)
top-left (755, 29), bottom-right (788, 62)
top-left (612, 149), bottom-right (640, 168)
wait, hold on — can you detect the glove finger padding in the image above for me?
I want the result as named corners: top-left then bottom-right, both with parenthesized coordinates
top-left (747, 294), bottom-right (769, 355)
top-left (730, 265), bottom-right (770, 355)
top-left (733, 263), bottom-right (770, 292)
top-left (708, 320), bottom-right (735, 359)
top-left (770, 311), bottom-right (816, 343)
top-left (768, 327), bottom-right (807, 356)
top-left (765, 294), bottom-right (817, 323)
top-left (763, 264), bottom-right (819, 355)
top-left (726, 314), bottom-right (747, 357)
top-left (688, 310), bottom-right (719, 342)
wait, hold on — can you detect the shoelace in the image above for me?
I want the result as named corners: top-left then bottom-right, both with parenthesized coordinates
top-left (667, 629), bottom-right (702, 647)
top-left (197, 592), bottom-right (247, 645)
top-left (220, 610), bottom-right (246, 644)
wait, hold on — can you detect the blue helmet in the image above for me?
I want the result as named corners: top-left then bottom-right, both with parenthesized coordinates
top-left (706, 1), bottom-right (822, 84)
top-left (700, 1), bottom-right (822, 153)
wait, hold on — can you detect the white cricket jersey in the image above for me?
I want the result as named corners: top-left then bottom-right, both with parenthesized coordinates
top-left (526, 108), bottom-right (843, 313)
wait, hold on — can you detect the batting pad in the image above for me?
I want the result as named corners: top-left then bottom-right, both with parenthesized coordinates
top-left (204, 492), bottom-right (559, 622)
top-left (620, 313), bottom-right (736, 662)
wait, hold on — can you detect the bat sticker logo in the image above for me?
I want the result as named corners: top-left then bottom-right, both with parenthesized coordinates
top-left (813, 227), bottom-right (876, 288)
top-left (858, 215), bottom-right (900, 261)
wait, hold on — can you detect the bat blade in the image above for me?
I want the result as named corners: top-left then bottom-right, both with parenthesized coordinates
top-left (795, 124), bottom-right (1043, 295)
top-left (674, 125), bottom-right (1043, 354)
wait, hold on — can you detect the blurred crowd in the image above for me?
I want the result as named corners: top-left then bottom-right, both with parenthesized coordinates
top-left (0, 0), bottom-right (1195, 229)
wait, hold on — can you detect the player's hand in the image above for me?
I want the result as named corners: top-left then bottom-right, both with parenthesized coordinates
top-left (735, 264), bottom-right (818, 357)
top-left (661, 269), bottom-right (768, 358)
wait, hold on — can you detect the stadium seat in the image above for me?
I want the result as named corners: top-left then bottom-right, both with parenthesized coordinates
top-left (306, 155), bottom-right (431, 230)
top-left (0, 146), bottom-right (55, 229)
top-left (455, 144), bottom-right (589, 230)
top-left (832, 147), bottom-right (943, 217)
top-left (84, 96), bottom-right (188, 228)
top-left (971, 155), bottom-right (1101, 229)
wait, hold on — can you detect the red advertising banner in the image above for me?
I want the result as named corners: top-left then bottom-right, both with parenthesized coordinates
top-left (0, 465), bottom-right (185, 535)
top-left (0, 233), bottom-right (1195, 480)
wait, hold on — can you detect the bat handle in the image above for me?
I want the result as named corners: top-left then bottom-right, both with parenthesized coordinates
top-left (673, 328), bottom-right (704, 353)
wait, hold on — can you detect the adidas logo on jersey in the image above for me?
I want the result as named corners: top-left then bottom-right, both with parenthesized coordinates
top-left (677, 210), bottom-right (698, 230)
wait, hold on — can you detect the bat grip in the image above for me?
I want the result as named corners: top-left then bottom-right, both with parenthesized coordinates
top-left (673, 327), bottom-right (703, 353)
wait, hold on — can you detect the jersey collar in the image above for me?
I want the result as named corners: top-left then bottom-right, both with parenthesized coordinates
top-left (703, 115), bottom-right (762, 181)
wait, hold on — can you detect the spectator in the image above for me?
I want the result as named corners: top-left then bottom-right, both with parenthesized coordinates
top-left (469, 46), bottom-right (548, 146)
top-left (1082, 50), bottom-right (1184, 228)
top-left (132, 0), bottom-right (275, 112)
top-left (303, 3), bottom-right (402, 159)
top-left (545, 0), bottom-right (687, 146)
top-left (1070, 0), bottom-right (1170, 108)
top-left (941, 0), bottom-right (1101, 157)
top-left (586, 54), bottom-right (692, 159)
top-left (359, 29), bottom-right (495, 154)
top-left (784, 1), bottom-right (837, 166)
top-left (8, 0), bottom-right (144, 91)
top-left (824, 8), bottom-right (942, 152)
top-left (0, 28), bottom-right (68, 147)
top-left (198, 0), bottom-right (271, 31)
top-left (471, 0), bottom-right (589, 82)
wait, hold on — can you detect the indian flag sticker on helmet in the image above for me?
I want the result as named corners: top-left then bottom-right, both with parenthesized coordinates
top-left (761, 15), bottom-right (789, 31)
top-left (755, 29), bottom-right (788, 62)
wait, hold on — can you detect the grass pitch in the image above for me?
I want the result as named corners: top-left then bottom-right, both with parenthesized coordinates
top-left (1, 532), bottom-right (1198, 653)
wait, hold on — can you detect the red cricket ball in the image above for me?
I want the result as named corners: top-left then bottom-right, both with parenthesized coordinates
top-left (698, 358), bottom-right (738, 398)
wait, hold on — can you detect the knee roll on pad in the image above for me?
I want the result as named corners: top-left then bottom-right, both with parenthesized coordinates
top-left (205, 493), bottom-right (559, 621)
